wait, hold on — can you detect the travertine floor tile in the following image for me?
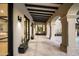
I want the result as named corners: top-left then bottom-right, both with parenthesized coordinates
top-left (17, 36), bottom-right (79, 56)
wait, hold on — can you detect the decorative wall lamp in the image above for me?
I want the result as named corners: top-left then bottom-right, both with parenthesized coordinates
top-left (18, 16), bottom-right (22, 22)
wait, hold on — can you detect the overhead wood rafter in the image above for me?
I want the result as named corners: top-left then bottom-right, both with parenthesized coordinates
top-left (25, 3), bottom-right (62, 22)
top-left (0, 16), bottom-right (8, 21)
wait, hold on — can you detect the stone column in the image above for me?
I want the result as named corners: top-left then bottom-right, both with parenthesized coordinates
top-left (67, 15), bottom-right (77, 55)
top-left (46, 22), bottom-right (50, 39)
top-left (60, 16), bottom-right (68, 53)
top-left (49, 22), bottom-right (51, 39)
top-left (31, 23), bottom-right (34, 39)
top-left (50, 22), bottom-right (55, 40)
top-left (45, 23), bottom-right (47, 35)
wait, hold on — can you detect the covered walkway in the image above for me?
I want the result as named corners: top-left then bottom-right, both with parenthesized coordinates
top-left (16, 35), bottom-right (79, 56)
top-left (0, 3), bottom-right (79, 56)
top-left (17, 35), bottom-right (66, 56)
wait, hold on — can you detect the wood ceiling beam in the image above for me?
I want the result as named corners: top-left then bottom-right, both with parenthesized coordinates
top-left (29, 11), bottom-right (53, 14)
top-left (26, 7), bottom-right (56, 11)
top-left (31, 14), bottom-right (51, 17)
top-left (0, 16), bottom-right (8, 18)
top-left (30, 12), bottom-right (53, 15)
top-left (28, 9), bottom-right (55, 13)
top-left (0, 16), bottom-right (8, 21)
top-left (25, 4), bottom-right (59, 9)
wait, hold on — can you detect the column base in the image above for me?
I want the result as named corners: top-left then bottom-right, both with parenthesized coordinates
top-left (67, 46), bottom-right (77, 55)
top-left (60, 44), bottom-right (67, 53)
top-left (47, 36), bottom-right (51, 40)
top-left (31, 36), bottom-right (34, 39)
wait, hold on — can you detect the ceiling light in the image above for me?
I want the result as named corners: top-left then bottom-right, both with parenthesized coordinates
top-left (0, 10), bottom-right (4, 13)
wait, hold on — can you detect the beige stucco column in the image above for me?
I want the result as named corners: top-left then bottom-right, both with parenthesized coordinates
top-left (49, 22), bottom-right (51, 39)
top-left (46, 22), bottom-right (50, 39)
top-left (31, 23), bottom-right (34, 39)
top-left (60, 16), bottom-right (68, 53)
top-left (50, 22), bottom-right (55, 40)
top-left (67, 15), bottom-right (77, 55)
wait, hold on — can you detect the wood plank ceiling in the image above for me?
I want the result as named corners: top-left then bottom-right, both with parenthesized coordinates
top-left (25, 3), bottom-right (62, 22)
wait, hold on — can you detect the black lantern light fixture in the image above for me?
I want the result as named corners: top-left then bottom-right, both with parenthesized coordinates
top-left (18, 16), bottom-right (22, 22)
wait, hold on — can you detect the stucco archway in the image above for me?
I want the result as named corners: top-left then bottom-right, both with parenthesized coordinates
top-left (67, 4), bottom-right (79, 55)
top-left (50, 16), bottom-right (62, 47)
top-left (47, 4), bottom-right (73, 53)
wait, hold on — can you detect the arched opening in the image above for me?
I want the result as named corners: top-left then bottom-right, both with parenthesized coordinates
top-left (67, 4), bottom-right (79, 55)
top-left (53, 16), bottom-right (62, 47)
top-left (46, 22), bottom-right (50, 39)
top-left (76, 11), bottom-right (79, 48)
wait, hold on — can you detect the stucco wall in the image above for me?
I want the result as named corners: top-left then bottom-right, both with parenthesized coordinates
top-left (13, 4), bottom-right (33, 55)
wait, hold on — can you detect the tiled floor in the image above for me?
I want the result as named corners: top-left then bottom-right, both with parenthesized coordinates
top-left (16, 35), bottom-right (79, 56)
top-left (17, 36), bottom-right (67, 56)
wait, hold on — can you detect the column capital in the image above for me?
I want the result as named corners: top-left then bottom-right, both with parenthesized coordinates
top-left (67, 15), bottom-right (77, 18)
top-left (67, 15), bottom-right (78, 22)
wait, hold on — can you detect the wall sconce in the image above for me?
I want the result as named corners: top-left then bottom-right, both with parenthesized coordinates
top-left (18, 16), bottom-right (22, 22)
